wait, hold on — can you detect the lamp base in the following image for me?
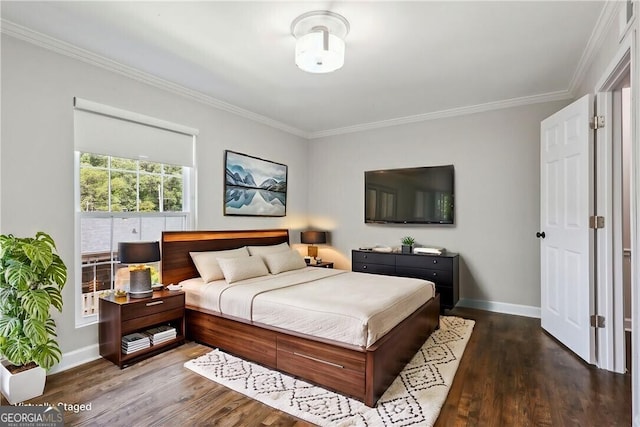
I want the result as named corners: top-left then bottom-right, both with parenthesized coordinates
top-left (307, 245), bottom-right (318, 258)
top-left (129, 290), bottom-right (153, 299)
top-left (129, 269), bottom-right (153, 299)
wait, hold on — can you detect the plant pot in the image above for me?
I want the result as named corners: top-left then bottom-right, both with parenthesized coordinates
top-left (1, 360), bottom-right (46, 404)
top-left (401, 245), bottom-right (413, 254)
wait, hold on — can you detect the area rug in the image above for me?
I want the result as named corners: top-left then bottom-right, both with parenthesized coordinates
top-left (184, 316), bottom-right (474, 426)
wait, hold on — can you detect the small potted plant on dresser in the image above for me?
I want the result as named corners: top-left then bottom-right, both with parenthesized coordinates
top-left (401, 236), bottom-right (415, 254)
top-left (0, 232), bottom-right (67, 404)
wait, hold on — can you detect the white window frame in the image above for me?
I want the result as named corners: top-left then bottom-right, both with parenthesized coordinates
top-left (73, 98), bottom-right (198, 327)
top-left (74, 153), bottom-right (195, 327)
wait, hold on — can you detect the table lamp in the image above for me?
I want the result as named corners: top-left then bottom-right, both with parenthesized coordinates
top-left (118, 241), bottom-right (161, 299)
top-left (300, 230), bottom-right (326, 258)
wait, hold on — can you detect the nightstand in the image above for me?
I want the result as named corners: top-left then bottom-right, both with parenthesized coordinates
top-left (99, 290), bottom-right (185, 368)
top-left (309, 261), bottom-right (334, 268)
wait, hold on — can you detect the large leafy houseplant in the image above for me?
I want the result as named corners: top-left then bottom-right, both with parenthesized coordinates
top-left (0, 232), bottom-right (66, 371)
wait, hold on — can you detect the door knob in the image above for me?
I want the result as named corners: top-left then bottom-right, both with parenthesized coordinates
top-left (536, 231), bottom-right (546, 239)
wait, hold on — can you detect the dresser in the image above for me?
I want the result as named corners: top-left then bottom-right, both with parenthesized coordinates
top-left (352, 250), bottom-right (459, 312)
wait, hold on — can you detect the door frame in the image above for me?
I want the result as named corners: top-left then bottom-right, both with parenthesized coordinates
top-left (595, 28), bottom-right (640, 426)
top-left (594, 39), bottom-right (632, 374)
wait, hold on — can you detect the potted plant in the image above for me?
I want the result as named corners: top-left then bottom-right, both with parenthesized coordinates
top-left (0, 232), bottom-right (67, 404)
top-left (401, 236), bottom-right (415, 254)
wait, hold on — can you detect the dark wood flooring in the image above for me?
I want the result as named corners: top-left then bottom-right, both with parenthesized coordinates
top-left (3, 308), bottom-right (631, 426)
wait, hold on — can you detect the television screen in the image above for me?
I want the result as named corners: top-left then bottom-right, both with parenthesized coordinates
top-left (365, 165), bottom-right (454, 224)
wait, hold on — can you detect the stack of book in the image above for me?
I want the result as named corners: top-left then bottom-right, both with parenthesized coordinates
top-left (145, 325), bottom-right (177, 345)
top-left (121, 332), bottom-right (151, 354)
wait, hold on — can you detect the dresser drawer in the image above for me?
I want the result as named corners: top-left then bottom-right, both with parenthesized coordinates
top-left (352, 251), bottom-right (396, 265)
top-left (396, 267), bottom-right (453, 287)
top-left (396, 255), bottom-right (453, 271)
top-left (121, 294), bottom-right (185, 321)
top-left (353, 262), bottom-right (396, 275)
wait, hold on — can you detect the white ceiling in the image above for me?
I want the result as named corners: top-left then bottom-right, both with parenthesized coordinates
top-left (1, 1), bottom-right (607, 137)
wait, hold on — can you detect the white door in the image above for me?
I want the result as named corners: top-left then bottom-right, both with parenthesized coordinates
top-left (540, 94), bottom-right (595, 364)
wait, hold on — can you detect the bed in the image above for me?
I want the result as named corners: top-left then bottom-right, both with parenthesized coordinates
top-left (162, 229), bottom-right (440, 407)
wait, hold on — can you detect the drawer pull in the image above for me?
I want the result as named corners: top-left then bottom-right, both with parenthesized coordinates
top-left (146, 301), bottom-right (164, 307)
top-left (363, 265), bottom-right (368, 269)
top-left (432, 272), bottom-right (438, 277)
top-left (293, 352), bottom-right (344, 369)
top-left (433, 259), bottom-right (438, 264)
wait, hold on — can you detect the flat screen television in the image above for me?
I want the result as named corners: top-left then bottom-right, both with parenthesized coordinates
top-left (365, 165), bottom-right (455, 224)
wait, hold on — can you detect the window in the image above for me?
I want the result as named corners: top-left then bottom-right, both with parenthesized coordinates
top-left (74, 98), bottom-right (198, 326)
top-left (78, 154), bottom-right (191, 320)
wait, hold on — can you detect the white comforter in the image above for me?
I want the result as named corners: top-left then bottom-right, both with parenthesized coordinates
top-left (181, 267), bottom-right (435, 348)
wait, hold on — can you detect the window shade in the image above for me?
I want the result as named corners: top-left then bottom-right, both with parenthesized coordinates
top-left (73, 97), bottom-right (198, 167)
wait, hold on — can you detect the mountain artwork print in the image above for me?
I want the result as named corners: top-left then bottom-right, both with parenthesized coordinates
top-left (224, 150), bottom-right (287, 217)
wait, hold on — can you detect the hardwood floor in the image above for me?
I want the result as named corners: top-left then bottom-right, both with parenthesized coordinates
top-left (3, 308), bottom-right (630, 426)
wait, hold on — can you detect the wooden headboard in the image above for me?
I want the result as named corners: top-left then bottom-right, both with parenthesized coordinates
top-left (161, 229), bottom-right (290, 285)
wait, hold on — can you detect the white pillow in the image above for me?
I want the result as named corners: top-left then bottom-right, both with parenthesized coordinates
top-left (217, 256), bottom-right (269, 283)
top-left (189, 247), bottom-right (249, 283)
top-left (263, 250), bottom-right (307, 274)
top-left (247, 242), bottom-right (291, 256)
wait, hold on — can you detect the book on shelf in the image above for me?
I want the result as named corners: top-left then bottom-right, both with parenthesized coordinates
top-left (121, 332), bottom-right (151, 353)
top-left (122, 332), bottom-right (150, 343)
top-left (145, 325), bottom-right (177, 344)
top-left (146, 325), bottom-right (175, 334)
top-left (122, 345), bottom-right (150, 354)
top-left (122, 341), bottom-right (150, 350)
top-left (150, 336), bottom-right (175, 345)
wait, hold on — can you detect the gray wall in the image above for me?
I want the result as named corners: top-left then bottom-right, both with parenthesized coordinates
top-left (1, 11), bottom-right (626, 365)
top-left (0, 35), bottom-right (308, 359)
top-left (307, 101), bottom-right (569, 310)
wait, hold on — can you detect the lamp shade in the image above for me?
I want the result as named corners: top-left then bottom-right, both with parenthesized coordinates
top-left (295, 29), bottom-right (345, 73)
top-left (300, 231), bottom-right (327, 245)
top-left (118, 241), bottom-right (160, 264)
top-left (291, 11), bottom-right (349, 74)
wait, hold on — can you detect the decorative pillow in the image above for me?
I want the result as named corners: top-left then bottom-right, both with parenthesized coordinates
top-left (247, 242), bottom-right (291, 256)
top-left (189, 247), bottom-right (249, 283)
top-left (263, 250), bottom-right (307, 274)
top-left (217, 256), bottom-right (269, 283)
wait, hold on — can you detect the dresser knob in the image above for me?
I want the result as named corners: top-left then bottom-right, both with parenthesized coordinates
top-left (432, 272), bottom-right (437, 277)
top-left (363, 265), bottom-right (367, 269)
top-left (433, 260), bottom-right (438, 264)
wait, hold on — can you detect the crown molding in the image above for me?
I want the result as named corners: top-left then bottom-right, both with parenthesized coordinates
top-left (0, 19), bottom-right (310, 139)
top-left (307, 90), bottom-right (573, 139)
top-left (2, 13), bottom-right (606, 141)
top-left (568, 1), bottom-right (621, 96)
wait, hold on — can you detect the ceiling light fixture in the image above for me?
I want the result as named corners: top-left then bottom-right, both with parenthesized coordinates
top-left (291, 10), bottom-right (350, 74)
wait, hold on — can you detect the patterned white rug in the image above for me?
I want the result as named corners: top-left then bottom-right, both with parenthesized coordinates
top-left (184, 316), bottom-right (474, 426)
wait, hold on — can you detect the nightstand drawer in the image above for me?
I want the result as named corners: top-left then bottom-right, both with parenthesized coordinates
top-left (121, 307), bottom-right (185, 335)
top-left (121, 294), bottom-right (184, 321)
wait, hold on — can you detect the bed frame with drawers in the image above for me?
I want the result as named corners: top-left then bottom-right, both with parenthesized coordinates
top-left (161, 229), bottom-right (440, 407)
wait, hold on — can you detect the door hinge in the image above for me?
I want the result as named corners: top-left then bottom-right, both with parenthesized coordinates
top-left (590, 115), bottom-right (605, 130)
top-left (591, 314), bottom-right (605, 328)
top-left (589, 215), bottom-right (605, 229)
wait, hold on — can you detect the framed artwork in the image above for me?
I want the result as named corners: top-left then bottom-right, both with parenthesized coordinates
top-left (224, 150), bottom-right (288, 217)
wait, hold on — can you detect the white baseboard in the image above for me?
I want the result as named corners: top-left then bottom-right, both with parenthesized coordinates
top-left (456, 298), bottom-right (541, 318)
top-left (48, 344), bottom-right (101, 375)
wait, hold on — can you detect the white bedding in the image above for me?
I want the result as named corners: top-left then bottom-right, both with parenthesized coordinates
top-left (180, 267), bottom-right (435, 348)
